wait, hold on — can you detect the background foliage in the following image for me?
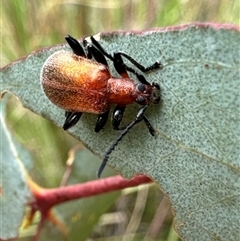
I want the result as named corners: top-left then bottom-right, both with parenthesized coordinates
top-left (1, 0), bottom-right (239, 240)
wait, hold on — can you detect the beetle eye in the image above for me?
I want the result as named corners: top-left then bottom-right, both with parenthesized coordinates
top-left (137, 83), bottom-right (146, 92)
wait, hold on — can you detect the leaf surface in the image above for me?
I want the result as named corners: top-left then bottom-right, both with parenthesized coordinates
top-left (0, 97), bottom-right (32, 240)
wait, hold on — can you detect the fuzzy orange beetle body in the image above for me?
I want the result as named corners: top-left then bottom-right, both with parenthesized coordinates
top-left (40, 35), bottom-right (161, 176)
top-left (42, 51), bottom-right (110, 114)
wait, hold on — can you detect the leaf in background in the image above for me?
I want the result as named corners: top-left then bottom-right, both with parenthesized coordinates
top-left (1, 23), bottom-right (240, 241)
top-left (0, 95), bottom-right (32, 240)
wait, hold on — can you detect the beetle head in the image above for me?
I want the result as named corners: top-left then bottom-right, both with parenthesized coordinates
top-left (134, 82), bottom-right (160, 105)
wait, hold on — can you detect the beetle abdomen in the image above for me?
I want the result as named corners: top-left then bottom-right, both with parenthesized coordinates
top-left (41, 50), bottom-right (111, 113)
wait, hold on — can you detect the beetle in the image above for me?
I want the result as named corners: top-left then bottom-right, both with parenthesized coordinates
top-left (40, 35), bottom-right (161, 177)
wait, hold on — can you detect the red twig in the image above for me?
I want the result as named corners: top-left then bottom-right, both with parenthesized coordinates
top-left (29, 174), bottom-right (152, 213)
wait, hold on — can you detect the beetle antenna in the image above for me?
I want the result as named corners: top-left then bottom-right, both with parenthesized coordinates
top-left (97, 106), bottom-right (148, 177)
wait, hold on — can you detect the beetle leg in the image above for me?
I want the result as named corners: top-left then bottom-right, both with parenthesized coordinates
top-left (65, 35), bottom-right (86, 57)
top-left (90, 36), bottom-right (129, 78)
top-left (95, 110), bottom-right (110, 132)
top-left (90, 36), bottom-right (161, 72)
top-left (83, 39), bottom-right (109, 66)
top-left (63, 111), bottom-right (82, 130)
top-left (112, 52), bottom-right (161, 85)
top-left (112, 52), bottom-right (161, 82)
top-left (98, 105), bottom-right (148, 177)
top-left (112, 105), bottom-right (126, 130)
top-left (111, 53), bottom-right (151, 85)
top-left (90, 36), bottom-right (161, 84)
top-left (112, 105), bottom-right (155, 135)
top-left (115, 51), bottom-right (162, 72)
top-left (90, 36), bottom-right (113, 60)
top-left (90, 36), bottom-right (162, 75)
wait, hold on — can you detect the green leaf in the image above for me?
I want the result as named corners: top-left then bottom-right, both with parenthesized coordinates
top-left (0, 95), bottom-right (32, 240)
top-left (1, 23), bottom-right (240, 241)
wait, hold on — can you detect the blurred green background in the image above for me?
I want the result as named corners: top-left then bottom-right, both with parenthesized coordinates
top-left (2, 0), bottom-right (239, 65)
top-left (1, 0), bottom-right (239, 240)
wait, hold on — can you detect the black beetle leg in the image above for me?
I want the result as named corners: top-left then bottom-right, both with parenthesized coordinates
top-left (65, 35), bottom-right (86, 57)
top-left (112, 105), bottom-right (126, 130)
top-left (83, 39), bottom-right (109, 66)
top-left (95, 110), bottom-right (110, 132)
top-left (63, 111), bottom-right (83, 130)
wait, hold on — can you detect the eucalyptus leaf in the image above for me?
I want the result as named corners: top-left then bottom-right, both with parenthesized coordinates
top-left (0, 96), bottom-right (32, 240)
top-left (1, 23), bottom-right (239, 241)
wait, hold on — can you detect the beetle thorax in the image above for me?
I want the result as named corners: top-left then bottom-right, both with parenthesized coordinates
top-left (107, 78), bottom-right (135, 105)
